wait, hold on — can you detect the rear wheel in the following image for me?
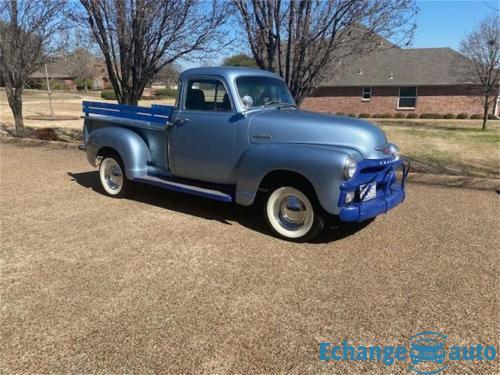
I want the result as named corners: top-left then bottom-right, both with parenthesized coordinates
top-left (264, 185), bottom-right (324, 242)
top-left (99, 154), bottom-right (128, 198)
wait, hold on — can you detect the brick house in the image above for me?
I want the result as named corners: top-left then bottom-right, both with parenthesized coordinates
top-left (28, 51), bottom-right (110, 91)
top-left (302, 46), bottom-right (499, 117)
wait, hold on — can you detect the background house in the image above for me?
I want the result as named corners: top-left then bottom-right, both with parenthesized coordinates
top-left (29, 60), bottom-right (76, 90)
top-left (302, 44), bottom-right (499, 116)
top-left (28, 51), bottom-right (109, 91)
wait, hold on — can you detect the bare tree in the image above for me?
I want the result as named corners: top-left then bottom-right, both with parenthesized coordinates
top-left (233, 0), bottom-right (417, 104)
top-left (460, 14), bottom-right (499, 130)
top-left (153, 63), bottom-right (181, 88)
top-left (0, 0), bottom-right (66, 136)
top-left (78, 0), bottom-right (230, 105)
top-left (66, 49), bottom-right (100, 92)
top-left (65, 27), bottom-right (101, 93)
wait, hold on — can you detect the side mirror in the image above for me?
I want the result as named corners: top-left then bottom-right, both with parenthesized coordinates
top-left (241, 95), bottom-right (253, 110)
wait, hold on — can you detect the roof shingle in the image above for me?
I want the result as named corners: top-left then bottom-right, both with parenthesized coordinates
top-left (322, 47), bottom-right (472, 87)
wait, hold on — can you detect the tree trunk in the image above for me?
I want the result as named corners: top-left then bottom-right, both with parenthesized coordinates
top-left (84, 76), bottom-right (89, 93)
top-left (129, 92), bottom-right (141, 106)
top-left (482, 98), bottom-right (489, 130)
top-left (5, 85), bottom-right (25, 137)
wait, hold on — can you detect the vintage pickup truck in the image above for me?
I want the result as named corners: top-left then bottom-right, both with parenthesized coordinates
top-left (81, 67), bottom-right (408, 242)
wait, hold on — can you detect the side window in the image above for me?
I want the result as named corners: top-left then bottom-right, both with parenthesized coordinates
top-left (185, 79), bottom-right (232, 111)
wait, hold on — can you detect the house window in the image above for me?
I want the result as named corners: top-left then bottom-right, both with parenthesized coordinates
top-left (398, 87), bottom-right (417, 109)
top-left (362, 87), bottom-right (372, 101)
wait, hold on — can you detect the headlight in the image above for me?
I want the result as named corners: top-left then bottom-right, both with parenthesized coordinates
top-left (343, 156), bottom-right (357, 180)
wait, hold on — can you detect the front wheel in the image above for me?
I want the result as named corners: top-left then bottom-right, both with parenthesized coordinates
top-left (264, 186), bottom-right (324, 242)
top-left (99, 155), bottom-right (128, 198)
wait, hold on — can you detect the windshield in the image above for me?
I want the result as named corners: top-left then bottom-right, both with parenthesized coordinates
top-left (236, 76), bottom-right (295, 108)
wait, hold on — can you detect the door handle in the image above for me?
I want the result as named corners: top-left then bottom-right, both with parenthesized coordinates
top-left (173, 117), bottom-right (190, 126)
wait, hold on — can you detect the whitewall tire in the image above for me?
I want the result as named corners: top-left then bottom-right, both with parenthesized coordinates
top-left (265, 186), bottom-right (323, 242)
top-left (99, 156), bottom-right (127, 197)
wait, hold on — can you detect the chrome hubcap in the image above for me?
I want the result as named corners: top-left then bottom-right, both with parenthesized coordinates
top-left (103, 159), bottom-right (123, 191)
top-left (277, 195), bottom-right (307, 230)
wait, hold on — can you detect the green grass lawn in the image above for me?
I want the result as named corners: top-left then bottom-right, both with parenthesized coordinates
top-left (375, 119), bottom-right (500, 178)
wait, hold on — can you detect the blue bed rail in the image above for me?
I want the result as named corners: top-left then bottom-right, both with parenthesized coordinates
top-left (82, 101), bottom-right (172, 125)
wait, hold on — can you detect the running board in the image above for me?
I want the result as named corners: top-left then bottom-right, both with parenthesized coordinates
top-left (133, 175), bottom-right (233, 203)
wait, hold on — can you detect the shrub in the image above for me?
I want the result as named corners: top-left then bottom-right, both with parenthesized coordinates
top-left (487, 114), bottom-right (498, 120)
top-left (457, 113), bottom-right (469, 119)
top-left (101, 90), bottom-right (117, 100)
top-left (75, 78), bottom-right (94, 90)
top-left (155, 87), bottom-right (177, 98)
top-left (347, 113), bottom-right (357, 118)
top-left (394, 113), bottom-right (406, 118)
top-left (406, 113), bottom-right (418, 119)
top-left (336, 112), bottom-right (346, 116)
top-left (358, 113), bottom-right (370, 118)
top-left (420, 113), bottom-right (442, 119)
top-left (40, 81), bottom-right (68, 91)
top-left (470, 114), bottom-right (482, 119)
top-left (443, 113), bottom-right (456, 119)
top-left (373, 113), bottom-right (393, 118)
top-left (33, 128), bottom-right (59, 141)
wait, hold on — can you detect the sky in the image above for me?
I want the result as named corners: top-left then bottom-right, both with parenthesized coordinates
top-left (412, 0), bottom-right (499, 50)
top-left (183, 0), bottom-right (499, 69)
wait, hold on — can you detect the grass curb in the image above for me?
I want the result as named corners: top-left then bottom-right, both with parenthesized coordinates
top-left (2, 135), bottom-right (499, 192)
top-left (0, 135), bottom-right (80, 149)
top-left (407, 173), bottom-right (499, 192)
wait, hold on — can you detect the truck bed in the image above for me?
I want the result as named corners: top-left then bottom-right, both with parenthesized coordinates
top-left (82, 101), bottom-right (173, 126)
top-left (83, 101), bottom-right (175, 171)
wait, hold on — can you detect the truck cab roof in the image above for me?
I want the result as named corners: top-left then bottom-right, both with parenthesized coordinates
top-left (180, 66), bottom-right (282, 82)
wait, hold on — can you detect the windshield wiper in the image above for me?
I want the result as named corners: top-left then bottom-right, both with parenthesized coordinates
top-left (279, 103), bottom-right (297, 109)
top-left (263, 100), bottom-right (281, 107)
top-left (263, 101), bottom-right (297, 109)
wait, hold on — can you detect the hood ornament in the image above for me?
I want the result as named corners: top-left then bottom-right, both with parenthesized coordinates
top-left (376, 144), bottom-right (400, 160)
top-left (375, 145), bottom-right (391, 154)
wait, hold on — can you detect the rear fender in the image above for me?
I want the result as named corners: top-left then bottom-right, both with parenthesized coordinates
top-left (85, 127), bottom-right (151, 179)
top-left (235, 144), bottom-right (354, 215)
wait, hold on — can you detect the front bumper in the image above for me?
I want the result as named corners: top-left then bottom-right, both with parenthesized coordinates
top-left (338, 158), bottom-right (410, 222)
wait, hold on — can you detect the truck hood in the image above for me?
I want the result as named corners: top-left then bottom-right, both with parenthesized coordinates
top-left (248, 109), bottom-right (389, 159)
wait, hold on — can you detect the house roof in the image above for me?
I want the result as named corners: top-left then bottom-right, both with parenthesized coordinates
top-left (321, 47), bottom-right (472, 87)
top-left (29, 50), bottom-right (107, 80)
top-left (29, 60), bottom-right (74, 79)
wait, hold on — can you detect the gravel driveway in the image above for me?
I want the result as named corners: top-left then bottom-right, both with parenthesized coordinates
top-left (1, 142), bottom-right (498, 374)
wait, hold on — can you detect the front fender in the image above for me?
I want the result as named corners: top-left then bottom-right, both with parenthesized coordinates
top-left (86, 127), bottom-right (151, 179)
top-left (235, 143), bottom-right (355, 215)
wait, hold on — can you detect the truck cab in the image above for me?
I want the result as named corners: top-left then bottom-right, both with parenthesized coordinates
top-left (82, 66), bottom-right (409, 242)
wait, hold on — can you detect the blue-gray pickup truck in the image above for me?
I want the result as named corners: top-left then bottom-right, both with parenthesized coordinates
top-left (81, 66), bottom-right (409, 242)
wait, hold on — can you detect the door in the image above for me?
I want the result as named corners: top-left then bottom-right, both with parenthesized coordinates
top-left (170, 77), bottom-right (237, 184)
